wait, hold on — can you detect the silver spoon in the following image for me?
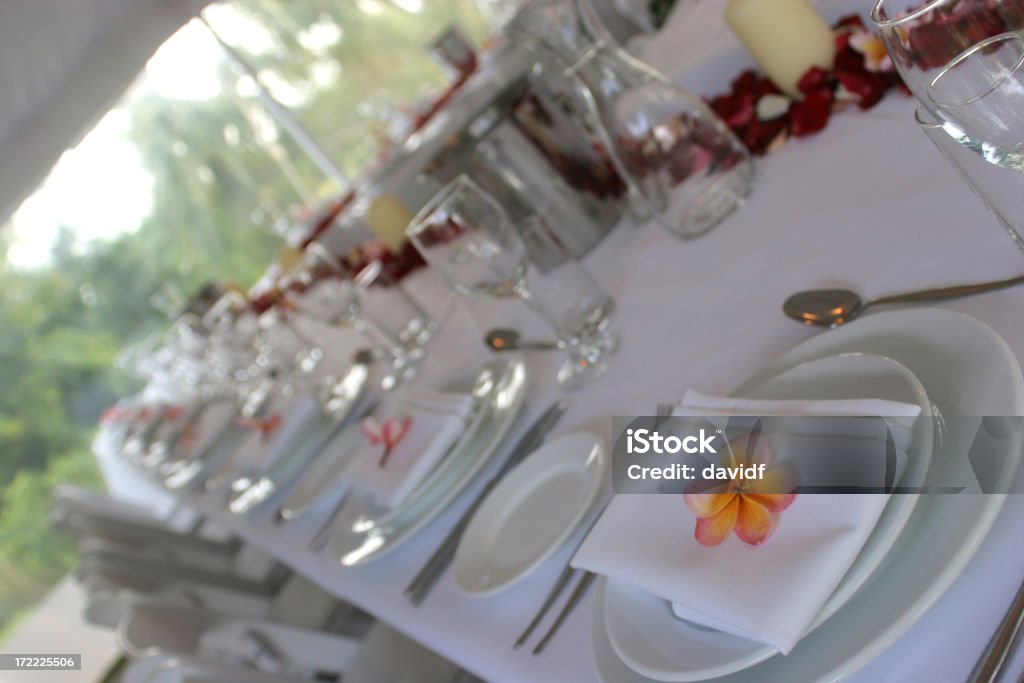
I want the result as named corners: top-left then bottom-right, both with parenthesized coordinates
top-left (484, 328), bottom-right (559, 352)
top-left (784, 274), bottom-right (1024, 327)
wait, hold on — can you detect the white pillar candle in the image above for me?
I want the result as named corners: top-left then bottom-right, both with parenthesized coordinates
top-left (724, 0), bottom-right (836, 98)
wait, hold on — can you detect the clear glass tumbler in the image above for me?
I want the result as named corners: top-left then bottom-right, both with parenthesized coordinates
top-left (407, 175), bottom-right (619, 389)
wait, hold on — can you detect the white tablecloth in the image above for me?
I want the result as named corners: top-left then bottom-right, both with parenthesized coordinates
top-left (97, 2), bottom-right (1024, 680)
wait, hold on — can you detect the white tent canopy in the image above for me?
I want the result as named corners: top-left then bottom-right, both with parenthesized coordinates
top-left (0, 0), bottom-right (210, 225)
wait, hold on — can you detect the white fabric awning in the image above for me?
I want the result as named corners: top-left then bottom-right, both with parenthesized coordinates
top-left (0, 0), bottom-right (211, 225)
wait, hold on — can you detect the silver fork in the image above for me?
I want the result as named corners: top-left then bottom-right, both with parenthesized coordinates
top-left (515, 403), bottom-right (675, 655)
top-left (307, 492), bottom-right (350, 553)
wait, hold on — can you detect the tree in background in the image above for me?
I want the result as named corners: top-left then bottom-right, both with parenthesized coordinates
top-left (0, 0), bottom-right (487, 638)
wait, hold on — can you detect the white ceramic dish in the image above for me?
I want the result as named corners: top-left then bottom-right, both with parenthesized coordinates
top-left (592, 309), bottom-right (1023, 683)
top-left (604, 352), bottom-right (932, 681)
top-left (276, 424), bottom-right (365, 522)
top-left (453, 431), bottom-right (608, 596)
top-left (326, 356), bottom-right (528, 566)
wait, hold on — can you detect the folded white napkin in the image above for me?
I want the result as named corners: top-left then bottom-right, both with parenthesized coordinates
top-left (343, 388), bottom-right (475, 508)
top-left (572, 391), bottom-right (921, 654)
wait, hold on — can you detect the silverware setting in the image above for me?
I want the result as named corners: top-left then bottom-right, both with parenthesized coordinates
top-left (514, 403), bottom-right (674, 655)
top-left (307, 492), bottom-right (352, 553)
top-left (518, 565), bottom-right (597, 656)
top-left (293, 396), bottom-right (382, 548)
top-left (404, 400), bottom-right (569, 605)
top-left (966, 417), bottom-right (1024, 683)
top-left (784, 274), bottom-right (1024, 327)
top-left (966, 574), bottom-right (1024, 683)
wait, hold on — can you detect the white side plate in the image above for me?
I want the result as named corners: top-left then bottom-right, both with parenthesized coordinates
top-left (453, 431), bottom-right (608, 596)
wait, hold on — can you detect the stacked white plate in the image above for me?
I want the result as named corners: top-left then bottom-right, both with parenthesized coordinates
top-left (325, 355), bottom-right (529, 566)
top-left (592, 309), bottom-right (1024, 682)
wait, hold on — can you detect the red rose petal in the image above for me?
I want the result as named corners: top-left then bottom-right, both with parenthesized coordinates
top-left (836, 69), bottom-right (887, 109)
top-left (836, 14), bottom-right (865, 30)
top-left (797, 66), bottom-right (831, 95)
top-left (790, 90), bottom-right (833, 137)
top-left (743, 116), bottom-right (788, 156)
top-left (731, 69), bottom-right (761, 95)
top-left (710, 92), bottom-right (755, 129)
top-left (835, 31), bottom-right (851, 52)
top-left (833, 46), bottom-right (867, 74)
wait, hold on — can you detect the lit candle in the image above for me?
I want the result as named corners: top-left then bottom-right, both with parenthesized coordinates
top-left (365, 193), bottom-right (415, 252)
top-left (724, 0), bottom-right (836, 98)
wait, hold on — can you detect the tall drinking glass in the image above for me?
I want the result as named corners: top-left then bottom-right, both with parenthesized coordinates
top-left (407, 176), bottom-right (618, 389)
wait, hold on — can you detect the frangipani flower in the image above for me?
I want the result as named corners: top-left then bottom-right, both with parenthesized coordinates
top-left (849, 31), bottom-right (893, 73)
top-left (684, 428), bottom-right (796, 547)
top-left (362, 415), bottom-right (412, 468)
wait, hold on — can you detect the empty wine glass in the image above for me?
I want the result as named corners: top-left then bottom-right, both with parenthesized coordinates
top-left (930, 32), bottom-right (1024, 169)
top-left (915, 104), bottom-right (1024, 251)
top-left (872, 0), bottom-right (1024, 165)
top-left (407, 175), bottom-right (618, 389)
top-left (281, 245), bottom-right (427, 389)
top-left (873, 0), bottom-right (1024, 255)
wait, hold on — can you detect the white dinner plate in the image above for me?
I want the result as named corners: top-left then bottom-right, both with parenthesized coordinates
top-left (750, 353), bottom-right (933, 628)
top-left (593, 309), bottom-right (1023, 683)
top-left (604, 353), bottom-right (933, 681)
top-left (275, 424), bottom-right (365, 522)
top-left (226, 360), bottom-right (370, 516)
top-left (453, 431), bottom-right (608, 596)
top-left (160, 389), bottom-right (311, 493)
top-left (326, 356), bottom-right (528, 566)
top-left (201, 392), bottom-right (323, 495)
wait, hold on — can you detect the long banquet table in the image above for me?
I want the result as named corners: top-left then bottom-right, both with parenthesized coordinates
top-left (96, 2), bottom-right (1024, 681)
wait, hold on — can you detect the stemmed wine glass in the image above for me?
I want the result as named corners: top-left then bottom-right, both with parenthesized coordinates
top-left (872, 0), bottom-right (1024, 250)
top-left (281, 244), bottom-right (428, 389)
top-left (915, 104), bottom-right (1024, 250)
top-left (407, 175), bottom-right (618, 389)
top-left (873, 1), bottom-right (1024, 162)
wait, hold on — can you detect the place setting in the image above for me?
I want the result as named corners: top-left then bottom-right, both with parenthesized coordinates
top-left (321, 353), bottom-right (529, 565)
top-left (581, 305), bottom-right (1024, 683)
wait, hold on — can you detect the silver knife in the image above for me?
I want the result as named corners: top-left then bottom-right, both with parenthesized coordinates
top-left (405, 400), bottom-right (569, 604)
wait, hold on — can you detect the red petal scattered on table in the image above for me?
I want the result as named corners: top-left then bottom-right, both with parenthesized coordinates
top-left (790, 90), bottom-right (833, 137)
